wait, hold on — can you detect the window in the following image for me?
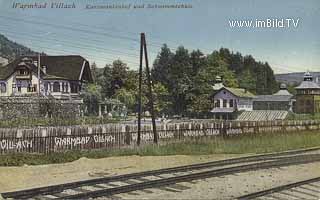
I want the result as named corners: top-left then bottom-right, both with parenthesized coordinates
top-left (214, 100), bottom-right (220, 108)
top-left (0, 83), bottom-right (6, 93)
top-left (18, 69), bottom-right (29, 75)
top-left (71, 82), bottom-right (79, 93)
top-left (53, 82), bottom-right (60, 92)
top-left (229, 99), bottom-right (234, 107)
top-left (62, 82), bottom-right (65, 92)
top-left (223, 99), bottom-right (227, 108)
top-left (44, 82), bottom-right (49, 92)
top-left (27, 84), bottom-right (37, 92)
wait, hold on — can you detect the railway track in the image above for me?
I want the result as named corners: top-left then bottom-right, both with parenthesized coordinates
top-left (2, 147), bottom-right (320, 199)
top-left (237, 177), bottom-right (320, 200)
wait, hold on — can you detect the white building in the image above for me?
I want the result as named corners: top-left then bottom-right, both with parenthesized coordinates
top-left (0, 55), bottom-right (93, 99)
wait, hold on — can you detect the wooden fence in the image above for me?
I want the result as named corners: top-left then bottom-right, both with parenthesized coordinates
top-left (0, 120), bottom-right (320, 154)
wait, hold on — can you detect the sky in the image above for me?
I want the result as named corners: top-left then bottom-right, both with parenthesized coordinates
top-left (0, 0), bottom-right (319, 74)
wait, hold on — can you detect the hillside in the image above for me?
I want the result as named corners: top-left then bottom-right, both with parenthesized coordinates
top-left (275, 72), bottom-right (320, 85)
top-left (0, 33), bottom-right (38, 64)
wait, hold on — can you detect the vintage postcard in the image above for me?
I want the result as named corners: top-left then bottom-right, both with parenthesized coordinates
top-left (0, 0), bottom-right (319, 199)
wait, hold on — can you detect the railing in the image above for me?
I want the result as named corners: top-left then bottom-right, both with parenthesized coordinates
top-left (0, 120), bottom-right (319, 154)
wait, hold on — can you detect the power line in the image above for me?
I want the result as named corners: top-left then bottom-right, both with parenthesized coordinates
top-left (0, 16), bottom-right (164, 56)
top-left (0, 10), bottom-right (180, 51)
top-left (0, 26), bottom-right (140, 58)
top-left (0, 13), bottom-right (307, 73)
top-left (0, 13), bottom-right (179, 55)
top-left (0, 15), bottom-right (140, 43)
top-left (18, 40), bottom-right (140, 67)
top-left (3, 34), bottom-right (138, 65)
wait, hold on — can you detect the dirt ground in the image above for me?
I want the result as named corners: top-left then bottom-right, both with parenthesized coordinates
top-left (115, 162), bottom-right (320, 199)
top-left (0, 154), bottom-right (242, 193)
top-left (1, 154), bottom-right (319, 199)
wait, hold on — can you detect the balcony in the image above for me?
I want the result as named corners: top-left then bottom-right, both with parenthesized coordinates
top-left (16, 74), bottom-right (31, 80)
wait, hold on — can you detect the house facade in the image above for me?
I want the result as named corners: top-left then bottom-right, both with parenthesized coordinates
top-left (0, 55), bottom-right (93, 99)
top-left (211, 87), bottom-right (255, 120)
top-left (295, 72), bottom-right (320, 114)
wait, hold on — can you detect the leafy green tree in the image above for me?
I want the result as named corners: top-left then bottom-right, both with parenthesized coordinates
top-left (152, 83), bottom-right (171, 116)
top-left (190, 50), bottom-right (206, 76)
top-left (207, 51), bottom-right (238, 88)
top-left (81, 83), bottom-right (102, 115)
top-left (99, 60), bottom-right (130, 98)
top-left (152, 44), bottom-right (174, 87)
top-left (110, 59), bottom-right (129, 94)
top-left (168, 46), bottom-right (193, 115)
top-left (113, 88), bottom-right (136, 112)
top-left (187, 94), bottom-right (211, 118)
top-left (239, 69), bottom-right (256, 93)
top-left (90, 62), bottom-right (98, 83)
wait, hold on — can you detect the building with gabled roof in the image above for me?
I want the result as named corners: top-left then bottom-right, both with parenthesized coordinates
top-left (211, 79), bottom-right (256, 120)
top-left (0, 55), bottom-right (93, 99)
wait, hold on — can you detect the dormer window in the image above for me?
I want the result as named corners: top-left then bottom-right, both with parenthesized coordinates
top-left (18, 69), bottom-right (28, 75)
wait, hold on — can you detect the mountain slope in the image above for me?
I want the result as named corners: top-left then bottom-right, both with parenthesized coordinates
top-left (0, 33), bottom-right (37, 63)
top-left (275, 72), bottom-right (320, 85)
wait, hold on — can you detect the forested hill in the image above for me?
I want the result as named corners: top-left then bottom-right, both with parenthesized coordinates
top-left (151, 46), bottom-right (278, 115)
top-left (0, 33), bottom-right (37, 63)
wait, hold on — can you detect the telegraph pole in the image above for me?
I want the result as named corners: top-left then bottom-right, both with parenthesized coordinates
top-left (137, 33), bottom-right (158, 145)
top-left (142, 33), bottom-right (158, 144)
top-left (137, 34), bottom-right (143, 146)
top-left (38, 53), bottom-right (41, 96)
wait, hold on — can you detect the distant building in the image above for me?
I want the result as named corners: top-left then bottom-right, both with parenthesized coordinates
top-left (0, 55), bottom-right (93, 99)
top-left (295, 72), bottom-right (320, 114)
top-left (211, 78), bottom-right (255, 119)
top-left (253, 83), bottom-right (294, 111)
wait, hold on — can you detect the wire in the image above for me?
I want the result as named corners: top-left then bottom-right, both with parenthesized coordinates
top-left (0, 26), bottom-right (140, 58)
top-left (0, 10), bottom-right (179, 51)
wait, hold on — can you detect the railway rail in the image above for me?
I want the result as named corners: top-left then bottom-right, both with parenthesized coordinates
top-left (237, 177), bottom-right (320, 200)
top-left (2, 147), bottom-right (320, 199)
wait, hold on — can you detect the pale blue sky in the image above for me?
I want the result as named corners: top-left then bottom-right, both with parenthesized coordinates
top-left (0, 0), bottom-right (319, 73)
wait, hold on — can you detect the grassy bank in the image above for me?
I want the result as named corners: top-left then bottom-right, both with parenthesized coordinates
top-left (287, 113), bottom-right (320, 120)
top-left (0, 130), bottom-right (319, 166)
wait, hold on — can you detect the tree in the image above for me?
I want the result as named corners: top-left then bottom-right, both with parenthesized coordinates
top-left (81, 83), bottom-right (102, 115)
top-left (110, 59), bottom-right (129, 94)
top-left (90, 62), bottom-right (98, 83)
top-left (207, 51), bottom-right (238, 88)
top-left (152, 44), bottom-right (173, 87)
top-left (190, 49), bottom-right (206, 76)
top-left (239, 69), bottom-right (256, 93)
top-left (187, 94), bottom-right (211, 118)
top-left (152, 83), bottom-right (171, 116)
top-left (168, 46), bottom-right (193, 115)
top-left (99, 60), bottom-right (130, 98)
top-left (113, 88), bottom-right (136, 112)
